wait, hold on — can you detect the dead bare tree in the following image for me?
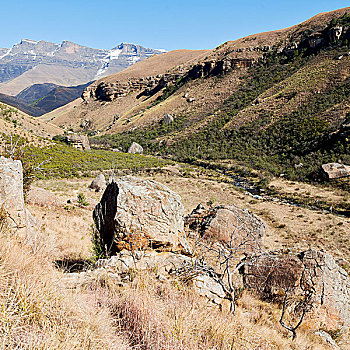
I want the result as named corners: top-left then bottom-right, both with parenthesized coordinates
top-left (178, 205), bottom-right (314, 339)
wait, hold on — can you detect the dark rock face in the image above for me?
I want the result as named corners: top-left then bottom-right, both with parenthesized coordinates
top-left (240, 249), bottom-right (350, 329)
top-left (93, 181), bottom-right (119, 253)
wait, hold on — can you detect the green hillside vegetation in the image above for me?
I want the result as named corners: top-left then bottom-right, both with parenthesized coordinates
top-left (91, 14), bottom-right (350, 189)
top-left (1, 134), bottom-right (172, 179)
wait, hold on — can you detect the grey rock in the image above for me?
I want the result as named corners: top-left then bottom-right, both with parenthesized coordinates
top-left (163, 114), bottom-right (174, 125)
top-left (240, 248), bottom-right (350, 329)
top-left (95, 250), bottom-right (225, 305)
top-left (186, 204), bottom-right (265, 254)
top-left (127, 142), bottom-right (143, 154)
top-left (93, 176), bottom-right (189, 253)
top-left (66, 134), bottom-right (90, 150)
top-left (90, 173), bottom-right (106, 192)
top-left (321, 162), bottom-right (350, 180)
top-left (0, 157), bottom-right (34, 234)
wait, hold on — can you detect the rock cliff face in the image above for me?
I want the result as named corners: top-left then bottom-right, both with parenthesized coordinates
top-left (82, 58), bottom-right (255, 103)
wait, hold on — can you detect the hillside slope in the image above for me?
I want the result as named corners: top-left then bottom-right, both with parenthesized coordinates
top-left (43, 8), bottom-right (350, 184)
top-left (0, 102), bottom-right (62, 149)
top-left (42, 49), bottom-right (209, 130)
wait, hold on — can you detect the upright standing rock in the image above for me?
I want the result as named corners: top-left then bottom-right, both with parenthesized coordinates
top-left (0, 156), bottom-right (32, 232)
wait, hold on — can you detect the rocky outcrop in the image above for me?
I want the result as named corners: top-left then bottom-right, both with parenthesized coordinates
top-left (0, 156), bottom-right (33, 233)
top-left (65, 134), bottom-right (90, 150)
top-left (321, 162), bottom-right (350, 180)
top-left (185, 204), bottom-right (265, 254)
top-left (93, 176), bottom-right (189, 254)
top-left (328, 26), bottom-right (343, 43)
top-left (127, 142), bottom-right (143, 154)
top-left (240, 249), bottom-right (350, 329)
top-left (82, 58), bottom-right (254, 103)
top-left (90, 173), bottom-right (106, 192)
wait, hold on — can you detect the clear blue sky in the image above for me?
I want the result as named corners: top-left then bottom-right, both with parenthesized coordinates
top-left (1, 0), bottom-right (349, 51)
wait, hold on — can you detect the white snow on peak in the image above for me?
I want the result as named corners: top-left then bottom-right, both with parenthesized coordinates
top-left (29, 50), bottom-right (37, 60)
top-left (129, 55), bottom-right (141, 64)
top-left (94, 48), bottom-right (123, 79)
top-left (155, 48), bottom-right (168, 53)
top-left (21, 39), bottom-right (38, 45)
top-left (0, 48), bottom-right (11, 60)
top-left (109, 48), bottom-right (122, 59)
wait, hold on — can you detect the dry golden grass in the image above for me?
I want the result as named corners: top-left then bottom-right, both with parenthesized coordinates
top-left (0, 225), bottom-right (130, 349)
top-left (6, 173), bottom-right (348, 349)
top-left (90, 271), bottom-right (334, 350)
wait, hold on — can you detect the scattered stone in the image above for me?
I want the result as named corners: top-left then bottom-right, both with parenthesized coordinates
top-left (89, 173), bottom-right (106, 192)
top-left (163, 114), bottom-right (174, 125)
top-left (80, 119), bottom-right (91, 129)
top-left (95, 250), bottom-right (225, 305)
top-left (240, 248), bottom-right (350, 329)
top-left (321, 162), bottom-right (350, 180)
top-left (192, 273), bottom-right (226, 305)
top-left (127, 142), bottom-right (143, 154)
top-left (314, 330), bottom-right (340, 350)
top-left (187, 97), bottom-right (196, 103)
top-left (95, 250), bottom-right (191, 275)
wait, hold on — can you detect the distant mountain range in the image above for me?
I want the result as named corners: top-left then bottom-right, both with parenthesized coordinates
top-left (0, 39), bottom-right (165, 115)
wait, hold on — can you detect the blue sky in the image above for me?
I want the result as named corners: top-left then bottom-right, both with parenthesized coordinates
top-left (1, 0), bottom-right (349, 50)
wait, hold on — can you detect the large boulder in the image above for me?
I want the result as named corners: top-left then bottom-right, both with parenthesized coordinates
top-left (321, 163), bottom-right (350, 180)
top-left (93, 176), bottom-right (189, 254)
top-left (90, 173), bottom-right (106, 192)
top-left (240, 249), bottom-right (350, 330)
top-left (127, 142), bottom-right (143, 154)
top-left (26, 187), bottom-right (61, 208)
top-left (186, 204), bottom-right (265, 254)
top-left (0, 156), bottom-right (33, 233)
top-left (65, 134), bottom-right (90, 150)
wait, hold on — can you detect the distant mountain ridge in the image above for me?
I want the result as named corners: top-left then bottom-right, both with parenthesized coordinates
top-left (0, 40), bottom-right (165, 95)
top-left (0, 82), bottom-right (91, 116)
